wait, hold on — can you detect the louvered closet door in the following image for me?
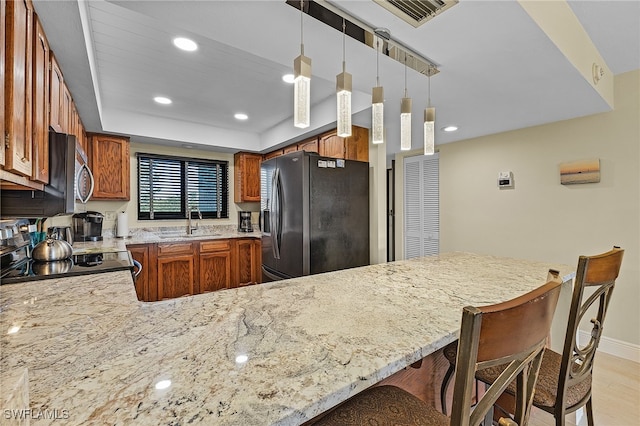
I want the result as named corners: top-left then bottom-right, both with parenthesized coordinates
top-left (404, 154), bottom-right (439, 259)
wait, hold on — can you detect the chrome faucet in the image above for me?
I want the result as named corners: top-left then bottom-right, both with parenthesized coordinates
top-left (188, 207), bottom-right (202, 235)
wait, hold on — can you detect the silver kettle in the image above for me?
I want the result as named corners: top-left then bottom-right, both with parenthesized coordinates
top-left (32, 238), bottom-right (73, 262)
top-left (48, 226), bottom-right (73, 246)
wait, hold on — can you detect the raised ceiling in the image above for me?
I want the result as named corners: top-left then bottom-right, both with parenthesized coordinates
top-left (32, 1), bottom-right (640, 156)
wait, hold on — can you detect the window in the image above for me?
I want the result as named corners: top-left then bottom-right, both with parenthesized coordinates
top-left (137, 153), bottom-right (229, 220)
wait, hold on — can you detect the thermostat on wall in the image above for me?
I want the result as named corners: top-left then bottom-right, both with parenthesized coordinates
top-left (498, 171), bottom-right (513, 188)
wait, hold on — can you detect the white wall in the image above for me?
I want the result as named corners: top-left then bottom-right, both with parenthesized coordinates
top-left (437, 70), bottom-right (639, 347)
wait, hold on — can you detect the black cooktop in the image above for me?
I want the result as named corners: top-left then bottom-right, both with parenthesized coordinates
top-left (1, 251), bottom-right (134, 285)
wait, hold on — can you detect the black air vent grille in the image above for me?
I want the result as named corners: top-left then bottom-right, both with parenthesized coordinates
top-left (374, 0), bottom-right (458, 27)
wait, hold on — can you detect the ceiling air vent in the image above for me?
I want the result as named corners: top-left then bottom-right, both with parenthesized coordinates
top-left (373, 0), bottom-right (458, 27)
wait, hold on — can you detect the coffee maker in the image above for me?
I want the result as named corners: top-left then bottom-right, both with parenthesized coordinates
top-left (238, 211), bottom-right (253, 232)
top-left (72, 211), bottom-right (104, 242)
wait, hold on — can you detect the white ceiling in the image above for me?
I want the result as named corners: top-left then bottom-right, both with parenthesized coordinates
top-left (33, 0), bottom-right (640, 157)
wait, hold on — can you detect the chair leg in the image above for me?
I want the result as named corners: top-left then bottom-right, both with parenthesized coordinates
top-left (440, 363), bottom-right (455, 415)
top-left (585, 398), bottom-right (595, 426)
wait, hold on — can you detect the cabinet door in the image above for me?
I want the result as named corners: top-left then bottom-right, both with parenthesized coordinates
top-left (318, 130), bottom-right (345, 159)
top-left (90, 134), bottom-right (130, 200)
top-left (234, 152), bottom-right (261, 202)
top-left (61, 84), bottom-right (71, 133)
top-left (200, 251), bottom-right (231, 292)
top-left (1, 0), bottom-right (6, 167)
top-left (283, 145), bottom-right (298, 154)
top-left (31, 14), bottom-right (49, 183)
top-left (48, 53), bottom-right (63, 132)
top-left (199, 239), bottom-right (231, 292)
top-left (129, 244), bottom-right (151, 301)
top-left (235, 239), bottom-right (260, 286)
top-left (4, 0), bottom-right (33, 177)
top-left (263, 149), bottom-right (283, 161)
top-left (344, 126), bottom-right (369, 162)
top-left (298, 137), bottom-right (318, 153)
top-left (157, 243), bottom-right (196, 300)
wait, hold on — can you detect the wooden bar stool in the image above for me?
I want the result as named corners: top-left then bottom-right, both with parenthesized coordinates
top-left (312, 274), bottom-right (563, 426)
top-left (441, 247), bottom-right (624, 426)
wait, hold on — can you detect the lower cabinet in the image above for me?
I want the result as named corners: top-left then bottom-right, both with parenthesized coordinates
top-left (156, 242), bottom-right (197, 300)
top-left (128, 244), bottom-right (151, 301)
top-left (235, 238), bottom-right (261, 287)
top-left (129, 238), bottom-right (261, 302)
top-left (199, 240), bottom-right (231, 293)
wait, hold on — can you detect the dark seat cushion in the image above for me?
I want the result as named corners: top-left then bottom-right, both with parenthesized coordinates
top-left (313, 385), bottom-right (448, 426)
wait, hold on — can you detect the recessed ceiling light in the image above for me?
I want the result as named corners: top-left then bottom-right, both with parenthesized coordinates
top-left (173, 37), bottom-right (198, 52)
top-left (442, 126), bottom-right (458, 132)
top-left (282, 74), bottom-right (295, 84)
top-left (234, 113), bottom-right (249, 120)
top-left (154, 96), bottom-right (172, 105)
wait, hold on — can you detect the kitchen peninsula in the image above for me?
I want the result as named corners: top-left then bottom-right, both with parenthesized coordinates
top-left (0, 252), bottom-right (573, 425)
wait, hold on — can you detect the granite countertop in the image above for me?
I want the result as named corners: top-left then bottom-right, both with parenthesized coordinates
top-left (71, 226), bottom-right (261, 254)
top-left (0, 252), bottom-right (573, 425)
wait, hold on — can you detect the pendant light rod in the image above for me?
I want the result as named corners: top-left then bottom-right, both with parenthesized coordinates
top-left (286, 0), bottom-right (438, 77)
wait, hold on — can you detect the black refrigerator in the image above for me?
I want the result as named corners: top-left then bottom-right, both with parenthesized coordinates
top-left (261, 151), bottom-right (369, 281)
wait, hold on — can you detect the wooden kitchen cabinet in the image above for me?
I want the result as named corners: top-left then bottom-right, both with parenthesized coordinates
top-left (318, 126), bottom-right (369, 162)
top-left (1, 0), bottom-right (6, 168)
top-left (318, 130), bottom-right (345, 159)
top-left (234, 152), bottom-right (261, 202)
top-left (283, 145), bottom-right (298, 154)
top-left (234, 238), bottom-right (261, 287)
top-left (129, 244), bottom-right (153, 302)
top-left (31, 14), bottom-right (49, 183)
top-left (48, 53), bottom-right (64, 132)
top-left (156, 242), bottom-right (197, 300)
top-left (4, 0), bottom-right (34, 177)
top-left (297, 136), bottom-right (318, 153)
top-left (345, 125), bottom-right (369, 162)
top-left (263, 149), bottom-right (283, 161)
top-left (89, 133), bottom-right (130, 200)
top-left (199, 239), bottom-right (232, 293)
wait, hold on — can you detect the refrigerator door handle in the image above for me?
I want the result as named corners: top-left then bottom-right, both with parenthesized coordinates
top-left (271, 167), bottom-right (281, 260)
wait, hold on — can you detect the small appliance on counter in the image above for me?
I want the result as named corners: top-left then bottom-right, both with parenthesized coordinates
top-left (72, 211), bottom-right (104, 242)
top-left (238, 211), bottom-right (253, 232)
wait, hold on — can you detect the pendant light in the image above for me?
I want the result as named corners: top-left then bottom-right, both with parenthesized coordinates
top-left (371, 36), bottom-right (384, 144)
top-left (400, 53), bottom-right (412, 151)
top-left (336, 19), bottom-right (352, 137)
top-left (294, 0), bottom-right (311, 129)
top-left (423, 69), bottom-right (435, 155)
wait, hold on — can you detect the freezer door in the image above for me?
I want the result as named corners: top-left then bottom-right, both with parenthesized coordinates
top-left (309, 159), bottom-right (369, 274)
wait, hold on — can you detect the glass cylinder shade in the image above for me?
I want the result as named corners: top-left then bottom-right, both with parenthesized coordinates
top-left (294, 54), bottom-right (311, 128)
top-left (372, 86), bottom-right (384, 144)
top-left (424, 107), bottom-right (435, 155)
top-left (336, 71), bottom-right (352, 137)
top-left (400, 97), bottom-right (412, 151)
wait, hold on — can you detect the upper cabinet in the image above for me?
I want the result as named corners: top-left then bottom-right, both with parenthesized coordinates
top-left (265, 126), bottom-right (368, 163)
top-left (1, 0), bottom-right (6, 168)
top-left (4, 0), bottom-right (34, 177)
top-left (319, 126), bottom-right (369, 162)
top-left (31, 14), bottom-right (49, 184)
top-left (234, 152), bottom-right (262, 203)
top-left (48, 52), bottom-right (63, 133)
top-left (88, 133), bottom-right (130, 200)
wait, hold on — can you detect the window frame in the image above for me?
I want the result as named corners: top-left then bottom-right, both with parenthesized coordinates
top-left (137, 153), bottom-right (229, 221)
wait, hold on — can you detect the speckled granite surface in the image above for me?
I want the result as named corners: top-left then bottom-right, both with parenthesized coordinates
top-left (0, 252), bottom-right (573, 425)
top-left (71, 226), bottom-right (260, 255)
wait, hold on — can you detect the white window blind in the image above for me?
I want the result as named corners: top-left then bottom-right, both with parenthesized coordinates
top-left (138, 154), bottom-right (228, 220)
top-left (404, 153), bottom-right (439, 259)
